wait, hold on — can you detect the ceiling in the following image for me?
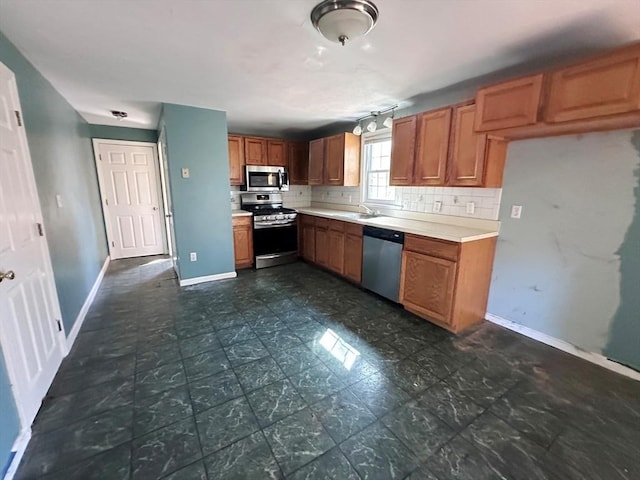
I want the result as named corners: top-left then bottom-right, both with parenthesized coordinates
top-left (1, 0), bottom-right (639, 135)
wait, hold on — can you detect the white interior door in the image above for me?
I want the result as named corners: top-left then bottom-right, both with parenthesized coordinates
top-left (157, 127), bottom-right (178, 272)
top-left (94, 140), bottom-right (167, 259)
top-left (0, 62), bottom-right (65, 428)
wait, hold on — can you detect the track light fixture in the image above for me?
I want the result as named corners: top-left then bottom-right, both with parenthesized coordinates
top-left (351, 104), bottom-right (398, 136)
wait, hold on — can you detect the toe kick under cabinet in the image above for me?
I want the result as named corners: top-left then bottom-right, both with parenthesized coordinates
top-left (399, 234), bottom-right (497, 333)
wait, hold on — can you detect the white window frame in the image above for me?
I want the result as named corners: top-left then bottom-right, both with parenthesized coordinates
top-left (360, 130), bottom-right (398, 207)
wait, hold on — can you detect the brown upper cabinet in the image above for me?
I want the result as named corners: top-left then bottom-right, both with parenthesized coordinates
top-left (308, 138), bottom-right (325, 185)
top-left (228, 135), bottom-right (245, 186)
top-left (267, 139), bottom-right (287, 167)
top-left (414, 108), bottom-right (452, 185)
top-left (475, 74), bottom-right (544, 131)
top-left (288, 141), bottom-right (309, 185)
top-left (324, 133), bottom-right (361, 186)
top-left (389, 115), bottom-right (417, 186)
top-left (545, 43), bottom-right (640, 123)
top-left (308, 133), bottom-right (360, 186)
top-left (244, 137), bottom-right (267, 165)
top-left (448, 104), bottom-right (488, 187)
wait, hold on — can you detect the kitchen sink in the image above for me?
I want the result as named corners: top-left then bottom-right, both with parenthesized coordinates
top-left (341, 212), bottom-right (382, 220)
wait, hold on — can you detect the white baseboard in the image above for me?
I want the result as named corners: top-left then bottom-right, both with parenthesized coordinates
top-left (179, 271), bottom-right (237, 287)
top-left (3, 428), bottom-right (31, 480)
top-left (485, 313), bottom-right (640, 382)
top-left (64, 256), bottom-right (110, 354)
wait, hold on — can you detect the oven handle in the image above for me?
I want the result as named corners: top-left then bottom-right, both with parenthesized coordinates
top-left (254, 223), bottom-right (297, 230)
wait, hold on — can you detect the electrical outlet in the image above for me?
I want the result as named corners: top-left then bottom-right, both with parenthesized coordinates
top-left (190, 252), bottom-right (197, 261)
top-left (181, 167), bottom-right (190, 178)
top-left (511, 205), bottom-right (522, 219)
top-left (433, 201), bottom-right (442, 213)
top-left (348, 195), bottom-right (352, 203)
top-left (466, 202), bottom-right (475, 214)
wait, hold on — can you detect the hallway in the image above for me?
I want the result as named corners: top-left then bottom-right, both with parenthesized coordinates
top-left (14, 257), bottom-right (640, 479)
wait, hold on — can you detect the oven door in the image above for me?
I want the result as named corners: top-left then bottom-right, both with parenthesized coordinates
top-left (253, 223), bottom-right (298, 257)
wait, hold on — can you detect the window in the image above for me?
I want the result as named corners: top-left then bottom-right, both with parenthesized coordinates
top-left (362, 132), bottom-right (396, 205)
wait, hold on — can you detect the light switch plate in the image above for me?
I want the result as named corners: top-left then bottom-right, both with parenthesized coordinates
top-left (433, 201), bottom-right (442, 213)
top-left (466, 202), bottom-right (475, 214)
top-left (181, 168), bottom-right (190, 178)
top-left (56, 194), bottom-right (63, 208)
top-left (190, 252), bottom-right (197, 261)
top-left (511, 205), bottom-right (522, 219)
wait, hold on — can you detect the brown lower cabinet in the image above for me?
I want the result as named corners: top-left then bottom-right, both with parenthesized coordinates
top-left (232, 216), bottom-right (253, 269)
top-left (299, 215), bottom-right (363, 284)
top-left (400, 234), bottom-right (497, 333)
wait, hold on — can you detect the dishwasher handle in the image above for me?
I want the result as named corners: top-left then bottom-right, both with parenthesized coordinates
top-left (363, 226), bottom-right (405, 244)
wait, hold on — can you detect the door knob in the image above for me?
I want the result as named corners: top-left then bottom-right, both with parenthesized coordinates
top-left (0, 270), bottom-right (15, 282)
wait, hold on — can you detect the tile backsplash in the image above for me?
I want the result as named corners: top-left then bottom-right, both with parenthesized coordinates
top-left (311, 185), bottom-right (502, 220)
top-left (232, 184), bottom-right (500, 220)
top-left (230, 186), bottom-right (311, 210)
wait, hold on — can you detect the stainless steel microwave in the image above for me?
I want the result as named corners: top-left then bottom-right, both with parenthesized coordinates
top-left (244, 166), bottom-right (289, 192)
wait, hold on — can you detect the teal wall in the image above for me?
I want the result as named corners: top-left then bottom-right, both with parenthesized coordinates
top-left (488, 129), bottom-right (640, 370)
top-left (160, 104), bottom-right (234, 280)
top-left (89, 124), bottom-right (158, 143)
top-left (0, 30), bottom-right (108, 465)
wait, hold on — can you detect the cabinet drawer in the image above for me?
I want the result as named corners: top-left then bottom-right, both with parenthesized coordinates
top-left (404, 234), bottom-right (459, 261)
top-left (315, 217), bottom-right (330, 229)
top-left (345, 222), bottom-right (363, 236)
top-left (329, 219), bottom-right (345, 232)
top-left (232, 216), bottom-right (252, 227)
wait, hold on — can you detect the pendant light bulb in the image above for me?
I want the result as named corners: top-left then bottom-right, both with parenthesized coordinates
top-left (366, 119), bottom-right (377, 132)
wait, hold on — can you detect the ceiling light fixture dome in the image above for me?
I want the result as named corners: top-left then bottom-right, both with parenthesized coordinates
top-left (311, 0), bottom-right (379, 46)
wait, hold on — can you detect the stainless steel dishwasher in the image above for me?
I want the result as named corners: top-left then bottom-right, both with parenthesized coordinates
top-left (362, 226), bottom-right (405, 302)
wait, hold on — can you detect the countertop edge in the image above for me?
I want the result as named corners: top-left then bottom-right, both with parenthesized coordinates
top-left (296, 208), bottom-right (499, 243)
top-left (231, 210), bottom-right (252, 217)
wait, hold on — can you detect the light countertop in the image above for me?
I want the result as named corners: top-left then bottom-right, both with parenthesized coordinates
top-left (231, 209), bottom-right (252, 217)
top-left (296, 207), bottom-right (499, 243)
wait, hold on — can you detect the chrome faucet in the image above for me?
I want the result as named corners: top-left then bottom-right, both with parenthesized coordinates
top-left (359, 204), bottom-right (379, 216)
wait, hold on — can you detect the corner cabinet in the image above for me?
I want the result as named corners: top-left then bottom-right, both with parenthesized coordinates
top-left (399, 234), bottom-right (497, 333)
top-left (232, 216), bottom-right (253, 269)
top-left (308, 133), bottom-right (361, 186)
top-left (228, 135), bottom-right (245, 186)
top-left (288, 141), bottom-right (309, 185)
top-left (299, 215), bottom-right (363, 284)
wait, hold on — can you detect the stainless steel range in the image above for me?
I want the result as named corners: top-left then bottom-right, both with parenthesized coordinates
top-left (240, 193), bottom-right (298, 269)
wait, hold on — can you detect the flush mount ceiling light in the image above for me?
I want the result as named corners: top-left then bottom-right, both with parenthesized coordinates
top-left (111, 110), bottom-right (128, 121)
top-left (311, 0), bottom-right (379, 46)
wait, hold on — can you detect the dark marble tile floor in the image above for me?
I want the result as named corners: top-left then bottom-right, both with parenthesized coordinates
top-left (15, 256), bottom-right (640, 479)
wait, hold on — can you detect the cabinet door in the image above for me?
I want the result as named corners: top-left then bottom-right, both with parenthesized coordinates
top-left (267, 139), bottom-right (287, 166)
top-left (344, 233), bottom-right (363, 283)
top-left (315, 227), bottom-right (328, 267)
top-left (328, 228), bottom-right (345, 275)
top-left (228, 135), bottom-right (245, 186)
top-left (389, 116), bottom-right (417, 186)
top-left (233, 224), bottom-right (253, 268)
top-left (302, 223), bottom-right (316, 262)
top-left (474, 74), bottom-right (543, 131)
top-left (288, 142), bottom-right (309, 185)
top-left (244, 137), bottom-right (267, 165)
top-left (545, 44), bottom-right (640, 123)
top-left (308, 138), bottom-right (325, 185)
top-left (324, 134), bottom-right (345, 185)
top-left (448, 105), bottom-right (487, 186)
top-left (400, 251), bottom-right (456, 325)
top-left (414, 109), bottom-right (451, 185)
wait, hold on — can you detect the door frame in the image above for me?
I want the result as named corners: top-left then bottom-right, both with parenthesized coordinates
top-left (92, 139), bottom-right (168, 259)
top-left (0, 61), bottom-right (67, 431)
